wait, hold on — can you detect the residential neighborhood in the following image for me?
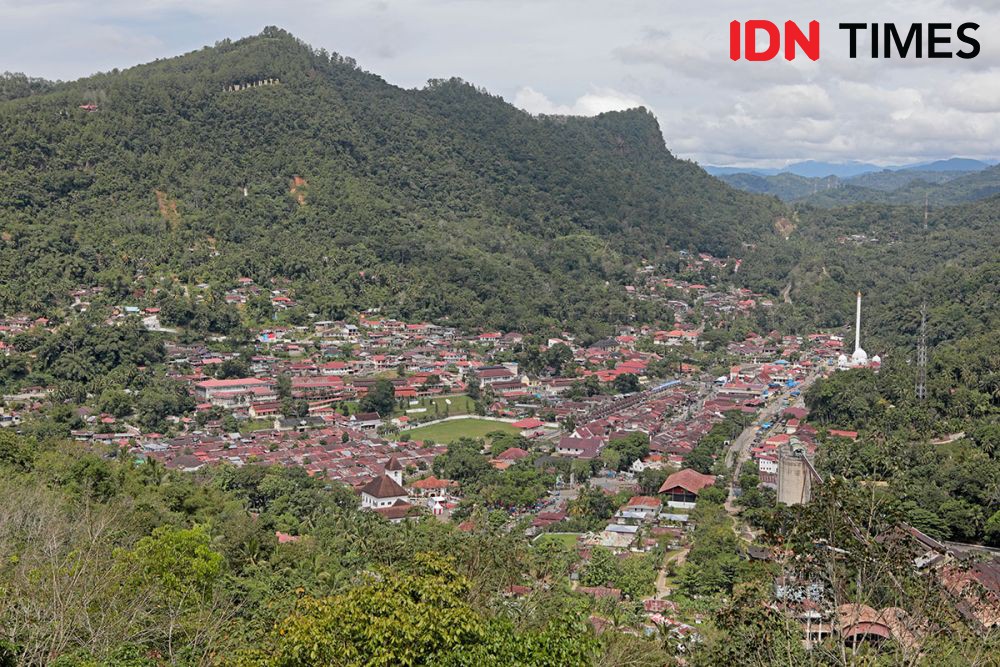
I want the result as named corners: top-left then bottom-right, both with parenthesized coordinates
top-left (4, 257), bottom-right (990, 658)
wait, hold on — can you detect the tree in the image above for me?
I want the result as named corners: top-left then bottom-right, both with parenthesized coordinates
top-left (543, 343), bottom-right (573, 376)
top-left (581, 547), bottom-right (619, 588)
top-left (359, 378), bottom-right (395, 416)
top-left (605, 433), bottom-right (649, 471)
top-left (242, 554), bottom-right (485, 666)
top-left (692, 580), bottom-right (806, 666)
top-left (638, 467), bottom-right (670, 495)
top-left (113, 524), bottom-right (231, 663)
top-left (276, 374), bottom-right (292, 399)
top-left (214, 357), bottom-right (249, 379)
top-left (433, 439), bottom-right (493, 486)
top-left (98, 388), bottom-right (133, 418)
top-left (984, 510), bottom-right (1000, 547)
top-left (613, 373), bottom-right (640, 394)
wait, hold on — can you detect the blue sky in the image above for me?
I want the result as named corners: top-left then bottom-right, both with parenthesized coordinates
top-left (2, 0), bottom-right (998, 167)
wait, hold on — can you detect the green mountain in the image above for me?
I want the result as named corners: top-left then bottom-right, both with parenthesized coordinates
top-left (737, 194), bottom-right (1000, 349)
top-left (0, 27), bottom-right (782, 335)
top-left (799, 165), bottom-right (1000, 207)
top-left (720, 165), bottom-right (1000, 207)
top-left (716, 172), bottom-right (841, 200)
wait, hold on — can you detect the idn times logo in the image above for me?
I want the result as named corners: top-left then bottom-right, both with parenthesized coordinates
top-left (730, 20), bottom-right (981, 61)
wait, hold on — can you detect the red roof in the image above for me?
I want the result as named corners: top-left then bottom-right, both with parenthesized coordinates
top-left (512, 417), bottom-right (544, 429)
top-left (195, 377), bottom-right (271, 389)
top-left (496, 447), bottom-right (530, 461)
top-left (410, 475), bottom-right (457, 490)
top-left (373, 499), bottom-right (415, 520)
top-left (658, 468), bottom-right (717, 495)
top-left (624, 495), bottom-right (662, 509)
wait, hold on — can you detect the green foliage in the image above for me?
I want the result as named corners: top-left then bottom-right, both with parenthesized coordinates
top-left (567, 486), bottom-right (619, 530)
top-left (0, 31), bottom-right (781, 335)
top-left (684, 411), bottom-right (745, 474)
top-left (637, 467), bottom-right (670, 495)
top-left (116, 524), bottom-right (224, 597)
top-left (692, 580), bottom-right (806, 667)
top-left (358, 378), bottom-right (395, 416)
top-left (239, 554), bottom-right (594, 667)
top-left (676, 501), bottom-right (749, 596)
top-left (604, 433), bottom-right (649, 472)
top-left (580, 547), bottom-right (657, 600)
top-left (612, 373), bottom-right (640, 394)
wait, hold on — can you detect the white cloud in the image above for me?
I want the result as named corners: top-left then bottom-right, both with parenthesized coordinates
top-left (513, 86), bottom-right (646, 116)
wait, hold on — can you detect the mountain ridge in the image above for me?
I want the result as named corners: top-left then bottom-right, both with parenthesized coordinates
top-left (704, 157), bottom-right (995, 179)
top-left (0, 27), bottom-right (784, 336)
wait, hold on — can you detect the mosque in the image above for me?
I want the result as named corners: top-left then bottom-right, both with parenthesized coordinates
top-left (838, 292), bottom-right (881, 370)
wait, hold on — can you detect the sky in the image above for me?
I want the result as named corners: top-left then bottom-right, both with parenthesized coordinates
top-left (2, 0), bottom-right (999, 167)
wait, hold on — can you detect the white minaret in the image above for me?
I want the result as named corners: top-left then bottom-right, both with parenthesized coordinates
top-left (851, 291), bottom-right (868, 366)
top-left (855, 291), bottom-right (861, 351)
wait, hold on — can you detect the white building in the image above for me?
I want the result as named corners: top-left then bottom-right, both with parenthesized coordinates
top-left (839, 292), bottom-right (881, 370)
top-left (359, 456), bottom-right (408, 509)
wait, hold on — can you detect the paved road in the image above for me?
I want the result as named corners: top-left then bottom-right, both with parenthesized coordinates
top-left (723, 371), bottom-right (822, 514)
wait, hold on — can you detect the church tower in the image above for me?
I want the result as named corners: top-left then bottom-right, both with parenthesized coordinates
top-left (385, 455), bottom-right (404, 486)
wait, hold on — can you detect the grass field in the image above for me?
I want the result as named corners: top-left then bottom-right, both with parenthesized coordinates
top-left (533, 533), bottom-right (582, 548)
top-left (404, 418), bottom-right (518, 443)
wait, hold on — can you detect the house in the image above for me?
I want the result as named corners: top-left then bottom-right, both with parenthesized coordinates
top-left (409, 475), bottom-right (459, 497)
top-left (555, 436), bottom-right (605, 460)
top-left (359, 456), bottom-right (408, 509)
top-left (623, 495), bottom-right (663, 515)
top-left (373, 499), bottom-right (418, 523)
top-left (939, 560), bottom-right (1000, 632)
top-left (491, 446), bottom-right (531, 470)
top-left (194, 377), bottom-right (276, 406)
top-left (836, 604), bottom-right (922, 653)
top-left (512, 417), bottom-right (548, 437)
top-left (658, 468), bottom-right (717, 509)
top-left (474, 366), bottom-right (517, 387)
top-left (350, 412), bottom-right (382, 431)
top-left (578, 586), bottom-right (623, 601)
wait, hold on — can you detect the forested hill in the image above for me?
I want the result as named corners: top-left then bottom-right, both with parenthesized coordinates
top-left (0, 27), bottom-right (782, 334)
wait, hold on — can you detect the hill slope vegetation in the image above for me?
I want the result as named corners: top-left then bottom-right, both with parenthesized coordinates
top-left (0, 28), bottom-right (782, 335)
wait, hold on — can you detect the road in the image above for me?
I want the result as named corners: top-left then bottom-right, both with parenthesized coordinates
top-left (654, 547), bottom-right (689, 596)
top-left (723, 370), bottom-right (822, 514)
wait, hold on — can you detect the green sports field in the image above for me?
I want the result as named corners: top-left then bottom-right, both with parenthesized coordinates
top-left (404, 418), bottom-right (518, 443)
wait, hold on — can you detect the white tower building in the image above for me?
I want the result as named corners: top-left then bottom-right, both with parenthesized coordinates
top-left (850, 291), bottom-right (868, 367)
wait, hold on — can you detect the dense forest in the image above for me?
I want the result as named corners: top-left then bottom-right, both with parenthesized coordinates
top-left (0, 27), bottom-right (782, 337)
top-left (735, 195), bottom-right (999, 349)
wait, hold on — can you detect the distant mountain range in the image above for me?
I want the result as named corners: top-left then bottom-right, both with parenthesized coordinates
top-left (709, 159), bottom-right (1000, 207)
top-left (704, 157), bottom-right (997, 179)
